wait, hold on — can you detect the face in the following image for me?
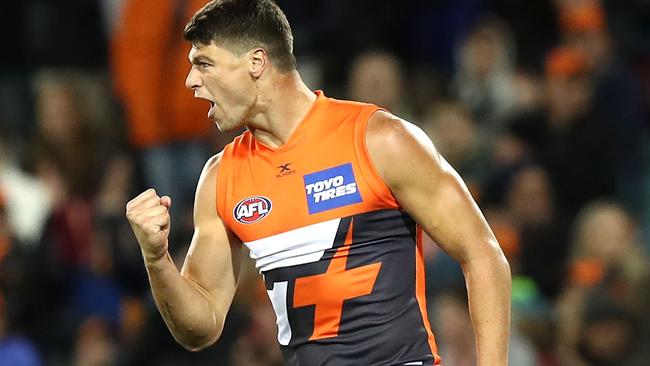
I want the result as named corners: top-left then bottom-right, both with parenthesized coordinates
top-left (185, 43), bottom-right (258, 132)
top-left (507, 166), bottom-right (554, 227)
top-left (349, 53), bottom-right (402, 110)
top-left (37, 82), bottom-right (79, 143)
top-left (579, 206), bottom-right (634, 264)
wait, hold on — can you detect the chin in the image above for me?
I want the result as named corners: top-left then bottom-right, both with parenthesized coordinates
top-left (214, 119), bottom-right (240, 133)
top-left (214, 121), bottom-right (228, 132)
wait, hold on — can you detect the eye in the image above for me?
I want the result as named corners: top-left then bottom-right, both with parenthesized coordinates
top-left (194, 61), bottom-right (212, 70)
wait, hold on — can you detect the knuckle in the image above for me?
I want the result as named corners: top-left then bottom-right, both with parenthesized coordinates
top-left (126, 211), bottom-right (138, 222)
top-left (134, 214), bottom-right (147, 225)
top-left (145, 224), bottom-right (160, 235)
top-left (143, 216), bottom-right (161, 226)
top-left (126, 200), bottom-right (137, 211)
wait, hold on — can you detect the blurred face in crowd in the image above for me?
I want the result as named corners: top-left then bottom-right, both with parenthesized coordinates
top-left (506, 166), bottom-right (554, 228)
top-left (423, 103), bottom-right (477, 167)
top-left (186, 42), bottom-right (259, 132)
top-left (579, 316), bottom-right (635, 363)
top-left (433, 293), bottom-right (473, 346)
top-left (460, 21), bottom-right (510, 80)
top-left (574, 203), bottom-right (635, 265)
top-left (36, 81), bottom-right (80, 143)
top-left (74, 317), bottom-right (117, 366)
top-left (512, 72), bottom-right (544, 112)
top-left (545, 74), bottom-right (592, 129)
top-left (348, 52), bottom-right (403, 111)
top-left (567, 31), bottom-right (611, 71)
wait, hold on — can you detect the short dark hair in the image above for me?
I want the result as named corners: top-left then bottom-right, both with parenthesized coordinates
top-left (184, 0), bottom-right (296, 72)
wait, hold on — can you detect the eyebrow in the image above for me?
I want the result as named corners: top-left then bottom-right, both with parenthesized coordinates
top-left (189, 55), bottom-right (214, 65)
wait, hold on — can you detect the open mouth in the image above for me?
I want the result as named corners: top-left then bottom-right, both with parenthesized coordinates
top-left (208, 101), bottom-right (217, 118)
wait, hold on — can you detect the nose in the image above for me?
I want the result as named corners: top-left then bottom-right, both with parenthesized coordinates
top-left (185, 67), bottom-right (201, 90)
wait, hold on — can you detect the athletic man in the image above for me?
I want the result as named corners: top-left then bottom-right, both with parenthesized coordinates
top-left (126, 1), bottom-right (511, 365)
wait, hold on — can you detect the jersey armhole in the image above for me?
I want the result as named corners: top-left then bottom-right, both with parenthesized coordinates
top-left (216, 146), bottom-right (232, 224)
top-left (353, 106), bottom-right (400, 209)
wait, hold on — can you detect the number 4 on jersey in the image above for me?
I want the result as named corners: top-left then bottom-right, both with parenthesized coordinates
top-left (293, 219), bottom-right (382, 340)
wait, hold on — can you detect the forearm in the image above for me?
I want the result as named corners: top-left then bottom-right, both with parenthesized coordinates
top-left (144, 250), bottom-right (223, 351)
top-left (461, 248), bottom-right (512, 366)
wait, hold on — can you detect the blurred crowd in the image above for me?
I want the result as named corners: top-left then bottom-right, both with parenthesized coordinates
top-left (0, 0), bottom-right (649, 365)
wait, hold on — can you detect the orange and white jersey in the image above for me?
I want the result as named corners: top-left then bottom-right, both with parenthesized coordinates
top-left (217, 91), bottom-right (441, 365)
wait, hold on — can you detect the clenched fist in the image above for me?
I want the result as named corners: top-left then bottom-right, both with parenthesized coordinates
top-left (126, 189), bottom-right (172, 261)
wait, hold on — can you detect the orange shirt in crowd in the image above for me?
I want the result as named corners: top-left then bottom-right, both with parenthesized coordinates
top-left (111, 0), bottom-right (213, 148)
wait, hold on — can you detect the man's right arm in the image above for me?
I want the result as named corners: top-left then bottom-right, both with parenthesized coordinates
top-left (126, 153), bottom-right (242, 351)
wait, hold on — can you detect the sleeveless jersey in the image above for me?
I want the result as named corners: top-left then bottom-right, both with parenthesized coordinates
top-left (217, 91), bottom-right (441, 365)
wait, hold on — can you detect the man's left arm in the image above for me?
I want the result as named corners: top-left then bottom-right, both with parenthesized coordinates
top-left (366, 111), bottom-right (511, 366)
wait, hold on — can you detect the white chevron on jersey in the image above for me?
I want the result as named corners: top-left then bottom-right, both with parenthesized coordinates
top-left (244, 218), bottom-right (341, 272)
top-left (267, 281), bottom-right (291, 345)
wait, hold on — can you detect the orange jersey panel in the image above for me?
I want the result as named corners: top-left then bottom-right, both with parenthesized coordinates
top-left (217, 91), bottom-right (397, 241)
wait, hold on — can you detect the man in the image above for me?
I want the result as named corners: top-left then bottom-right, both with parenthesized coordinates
top-left (126, 1), bottom-right (511, 365)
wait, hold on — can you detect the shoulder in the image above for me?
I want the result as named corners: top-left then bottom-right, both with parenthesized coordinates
top-left (366, 110), bottom-right (435, 152)
top-left (194, 152), bottom-right (223, 215)
top-left (201, 152), bottom-right (223, 180)
top-left (365, 110), bottom-right (442, 189)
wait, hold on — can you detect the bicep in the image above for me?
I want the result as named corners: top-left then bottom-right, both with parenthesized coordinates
top-left (366, 112), bottom-right (499, 263)
top-left (179, 154), bottom-right (243, 314)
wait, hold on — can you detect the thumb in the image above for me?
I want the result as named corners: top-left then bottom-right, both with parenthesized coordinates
top-left (160, 195), bottom-right (172, 209)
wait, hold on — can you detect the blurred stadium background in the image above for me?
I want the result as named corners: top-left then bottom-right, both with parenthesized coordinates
top-left (0, 0), bottom-right (649, 365)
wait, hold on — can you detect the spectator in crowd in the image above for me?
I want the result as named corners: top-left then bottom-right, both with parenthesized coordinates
top-left (451, 17), bottom-right (519, 133)
top-left (504, 165), bottom-right (568, 299)
top-left (430, 287), bottom-right (537, 366)
top-left (421, 101), bottom-right (489, 193)
top-left (430, 288), bottom-right (476, 366)
top-left (14, 69), bottom-right (127, 364)
top-left (0, 124), bottom-right (52, 247)
top-left (539, 46), bottom-right (619, 221)
top-left (111, 0), bottom-right (242, 240)
top-left (73, 317), bottom-right (117, 366)
top-left (557, 0), bottom-right (646, 215)
top-left (556, 201), bottom-right (650, 365)
top-left (575, 299), bottom-right (648, 366)
top-left (484, 0), bottom-right (559, 71)
top-left (347, 49), bottom-right (415, 119)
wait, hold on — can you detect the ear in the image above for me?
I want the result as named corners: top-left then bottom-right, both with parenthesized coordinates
top-left (249, 48), bottom-right (268, 79)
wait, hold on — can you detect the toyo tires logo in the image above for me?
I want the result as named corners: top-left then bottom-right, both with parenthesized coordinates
top-left (233, 196), bottom-right (272, 224)
top-left (303, 163), bottom-right (362, 214)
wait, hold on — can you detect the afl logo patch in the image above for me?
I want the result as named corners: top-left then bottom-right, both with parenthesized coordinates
top-left (233, 196), bottom-right (272, 224)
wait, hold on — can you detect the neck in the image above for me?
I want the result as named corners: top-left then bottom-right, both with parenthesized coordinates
top-left (246, 71), bottom-right (316, 148)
